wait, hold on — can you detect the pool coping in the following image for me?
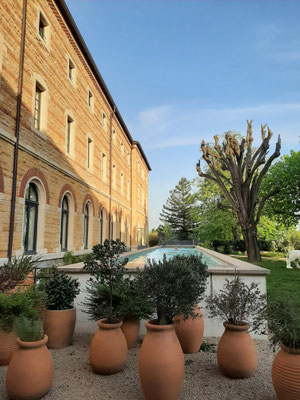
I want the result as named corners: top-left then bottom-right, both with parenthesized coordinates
top-left (58, 245), bottom-right (270, 276)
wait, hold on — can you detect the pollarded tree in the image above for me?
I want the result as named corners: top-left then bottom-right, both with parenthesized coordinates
top-left (196, 121), bottom-right (281, 262)
top-left (159, 177), bottom-right (198, 240)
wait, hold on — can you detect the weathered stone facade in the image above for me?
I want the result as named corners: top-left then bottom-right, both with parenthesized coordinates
top-left (0, 0), bottom-right (150, 264)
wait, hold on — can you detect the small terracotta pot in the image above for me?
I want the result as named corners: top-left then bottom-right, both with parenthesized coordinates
top-left (43, 307), bottom-right (76, 349)
top-left (272, 344), bottom-right (300, 399)
top-left (0, 328), bottom-right (18, 366)
top-left (121, 316), bottom-right (140, 348)
top-left (174, 306), bottom-right (204, 353)
top-left (217, 322), bottom-right (258, 378)
top-left (6, 335), bottom-right (54, 400)
top-left (138, 320), bottom-right (184, 400)
top-left (89, 319), bottom-right (127, 374)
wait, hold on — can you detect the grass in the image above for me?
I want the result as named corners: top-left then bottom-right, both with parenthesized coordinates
top-left (233, 254), bottom-right (300, 307)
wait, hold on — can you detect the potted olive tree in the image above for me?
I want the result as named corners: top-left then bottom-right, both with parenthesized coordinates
top-left (267, 295), bottom-right (300, 399)
top-left (137, 254), bottom-right (207, 400)
top-left (6, 316), bottom-right (54, 400)
top-left (42, 267), bottom-right (80, 349)
top-left (83, 239), bottom-right (128, 375)
top-left (0, 290), bottom-right (38, 366)
top-left (206, 275), bottom-right (266, 379)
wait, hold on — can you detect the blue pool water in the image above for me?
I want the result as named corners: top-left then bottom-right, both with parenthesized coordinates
top-left (125, 247), bottom-right (223, 267)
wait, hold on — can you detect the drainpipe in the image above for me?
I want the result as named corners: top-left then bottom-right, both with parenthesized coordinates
top-left (108, 105), bottom-right (115, 240)
top-left (7, 0), bottom-right (27, 260)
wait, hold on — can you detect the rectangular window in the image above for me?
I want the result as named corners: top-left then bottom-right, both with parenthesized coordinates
top-left (66, 116), bottom-right (73, 154)
top-left (39, 13), bottom-right (47, 41)
top-left (88, 90), bottom-right (94, 110)
top-left (120, 173), bottom-right (124, 195)
top-left (34, 85), bottom-right (42, 130)
top-left (112, 164), bottom-right (116, 190)
top-left (101, 153), bottom-right (107, 182)
top-left (127, 179), bottom-right (130, 200)
top-left (68, 59), bottom-right (75, 82)
top-left (87, 138), bottom-right (92, 169)
top-left (102, 112), bottom-right (107, 132)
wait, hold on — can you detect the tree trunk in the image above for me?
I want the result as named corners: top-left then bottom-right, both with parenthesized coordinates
top-left (242, 224), bottom-right (261, 263)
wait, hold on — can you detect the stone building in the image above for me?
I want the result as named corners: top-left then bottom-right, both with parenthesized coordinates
top-left (0, 0), bottom-right (151, 265)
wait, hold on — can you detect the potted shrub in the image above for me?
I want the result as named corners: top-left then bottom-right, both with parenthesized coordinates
top-left (83, 239), bottom-right (128, 374)
top-left (119, 276), bottom-right (152, 348)
top-left (1, 255), bottom-right (37, 293)
top-left (206, 275), bottom-right (266, 378)
top-left (41, 267), bottom-right (80, 349)
top-left (0, 290), bottom-right (38, 366)
top-left (267, 295), bottom-right (300, 399)
top-left (173, 254), bottom-right (208, 354)
top-left (6, 316), bottom-right (54, 400)
top-left (137, 254), bottom-right (207, 400)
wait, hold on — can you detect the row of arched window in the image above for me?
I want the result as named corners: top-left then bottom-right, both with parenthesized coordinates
top-left (22, 180), bottom-right (130, 255)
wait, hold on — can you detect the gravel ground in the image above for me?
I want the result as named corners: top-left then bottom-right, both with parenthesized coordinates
top-left (0, 333), bottom-right (276, 400)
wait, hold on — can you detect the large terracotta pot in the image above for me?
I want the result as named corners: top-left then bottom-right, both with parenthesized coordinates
top-left (217, 322), bottom-right (258, 378)
top-left (272, 344), bottom-right (300, 400)
top-left (0, 328), bottom-right (18, 366)
top-left (43, 307), bottom-right (76, 349)
top-left (174, 306), bottom-right (204, 353)
top-left (121, 316), bottom-right (140, 348)
top-left (6, 335), bottom-right (54, 400)
top-left (138, 320), bottom-right (184, 400)
top-left (89, 319), bottom-right (127, 374)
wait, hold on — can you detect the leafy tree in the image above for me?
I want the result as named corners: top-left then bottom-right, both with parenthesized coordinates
top-left (157, 223), bottom-right (174, 245)
top-left (159, 177), bottom-right (199, 240)
top-left (196, 121), bottom-right (281, 262)
top-left (260, 150), bottom-right (300, 227)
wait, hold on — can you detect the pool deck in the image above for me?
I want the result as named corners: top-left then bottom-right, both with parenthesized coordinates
top-left (58, 245), bottom-right (269, 276)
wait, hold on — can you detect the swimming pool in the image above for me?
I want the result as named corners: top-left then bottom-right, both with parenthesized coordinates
top-left (125, 247), bottom-right (224, 267)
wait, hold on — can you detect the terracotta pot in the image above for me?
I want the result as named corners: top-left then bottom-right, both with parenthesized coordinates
top-left (0, 328), bottom-right (18, 366)
top-left (43, 307), bottom-right (76, 349)
top-left (272, 344), bottom-right (300, 400)
top-left (217, 322), bottom-right (258, 378)
top-left (6, 335), bottom-right (54, 400)
top-left (138, 320), bottom-right (184, 400)
top-left (174, 306), bottom-right (204, 353)
top-left (89, 319), bottom-right (127, 374)
top-left (121, 316), bottom-right (140, 348)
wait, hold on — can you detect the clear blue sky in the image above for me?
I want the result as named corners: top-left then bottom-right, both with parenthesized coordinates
top-left (65, 0), bottom-right (300, 229)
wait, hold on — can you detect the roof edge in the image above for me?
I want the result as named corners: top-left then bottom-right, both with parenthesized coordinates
top-left (53, 0), bottom-right (151, 171)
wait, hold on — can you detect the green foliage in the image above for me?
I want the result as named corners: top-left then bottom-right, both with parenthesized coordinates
top-left (267, 295), bottom-right (300, 350)
top-left (287, 230), bottom-right (300, 250)
top-left (148, 230), bottom-right (159, 247)
top-left (159, 177), bottom-right (199, 240)
top-left (63, 251), bottom-right (92, 265)
top-left (43, 267), bottom-right (80, 310)
top-left (83, 239), bottom-right (128, 323)
top-left (206, 275), bottom-right (266, 332)
top-left (0, 291), bottom-right (38, 333)
top-left (157, 223), bottom-right (174, 245)
top-left (261, 150), bottom-right (300, 227)
top-left (16, 316), bottom-right (44, 342)
top-left (137, 254), bottom-right (208, 325)
top-left (0, 255), bottom-right (37, 292)
top-left (257, 216), bottom-right (290, 252)
top-left (83, 277), bottom-right (151, 322)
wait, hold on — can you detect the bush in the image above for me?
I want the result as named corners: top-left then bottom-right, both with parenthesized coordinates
top-left (267, 295), bottom-right (300, 350)
top-left (148, 231), bottom-right (159, 247)
top-left (206, 275), bottom-right (266, 332)
top-left (16, 316), bottom-right (44, 342)
top-left (43, 267), bottom-right (80, 310)
top-left (83, 239), bottom-right (128, 323)
top-left (137, 254), bottom-right (208, 325)
top-left (0, 291), bottom-right (38, 333)
top-left (287, 230), bottom-right (300, 250)
top-left (63, 251), bottom-right (92, 265)
top-left (0, 255), bottom-right (37, 292)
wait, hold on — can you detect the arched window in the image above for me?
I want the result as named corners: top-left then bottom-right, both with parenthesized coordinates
top-left (60, 196), bottom-right (69, 251)
top-left (23, 182), bottom-right (38, 254)
top-left (100, 208), bottom-right (103, 245)
top-left (83, 203), bottom-right (89, 249)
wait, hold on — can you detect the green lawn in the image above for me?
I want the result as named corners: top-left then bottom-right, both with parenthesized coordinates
top-left (233, 255), bottom-right (300, 307)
